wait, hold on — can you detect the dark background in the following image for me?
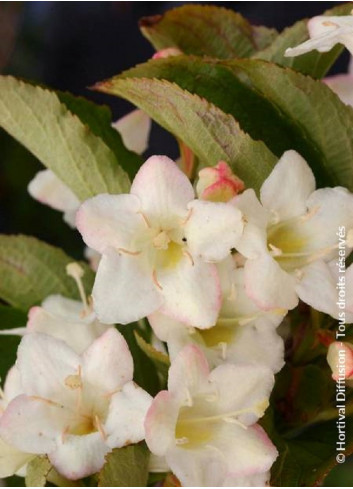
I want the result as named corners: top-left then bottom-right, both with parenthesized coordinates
top-left (0, 2), bottom-right (352, 485)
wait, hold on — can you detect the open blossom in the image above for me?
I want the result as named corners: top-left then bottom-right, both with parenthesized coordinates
top-left (0, 328), bottom-right (152, 480)
top-left (296, 261), bottom-right (353, 323)
top-left (196, 161), bottom-right (244, 202)
top-left (233, 150), bottom-right (353, 311)
top-left (324, 58), bottom-right (353, 107)
top-left (149, 258), bottom-right (285, 373)
top-left (145, 345), bottom-right (277, 487)
top-left (0, 367), bottom-right (34, 478)
top-left (285, 14), bottom-right (353, 57)
top-left (327, 341), bottom-right (353, 387)
top-left (77, 156), bottom-right (243, 327)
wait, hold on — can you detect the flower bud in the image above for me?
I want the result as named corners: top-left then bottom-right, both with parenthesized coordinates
top-left (196, 161), bottom-right (244, 202)
top-left (152, 47), bottom-right (182, 59)
top-left (327, 341), bottom-right (353, 381)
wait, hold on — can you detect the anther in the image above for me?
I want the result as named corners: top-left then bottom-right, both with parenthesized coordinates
top-left (183, 250), bottom-right (194, 266)
top-left (117, 248), bottom-right (141, 256)
top-left (94, 415), bottom-right (107, 441)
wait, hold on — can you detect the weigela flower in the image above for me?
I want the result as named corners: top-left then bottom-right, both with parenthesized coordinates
top-left (327, 341), bottom-right (353, 387)
top-left (111, 109), bottom-right (151, 155)
top-left (145, 345), bottom-right (277, 487)
top-left (196, 161), bottom-right (244, 202)
top-left (296, 261), bottom-right (353, 323)
top-left (0, 329), bottom-right (152, 480)
top-left (149, 258), bottom-right (285, 373)
top-left (0, 367), bottom-right (34, 478)
top-left (234, 150), bottom-right (353, 311)
top-left (76, 156), bottom-right (243, 327)
top-left (285, 14), bottom-right (353, 57)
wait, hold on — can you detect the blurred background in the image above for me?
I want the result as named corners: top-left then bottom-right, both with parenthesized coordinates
top-left (0, 1), bottom-right (352, 486)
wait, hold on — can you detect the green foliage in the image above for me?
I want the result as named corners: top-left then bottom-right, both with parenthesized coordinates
top-left (103, 56), bottom-right (353, 190)
top-left (95, 76), bottom-right (277, 193)
top-left (254, 3), bottom-right (353, 78)
top-left (98, 444), bottom-right (149, 487)
top-left (0, 76), bottom-right (130, 201)
top-left (0, 234), bottom-right (94, 311)
top-left (139, 4), bottom-right (277, 58)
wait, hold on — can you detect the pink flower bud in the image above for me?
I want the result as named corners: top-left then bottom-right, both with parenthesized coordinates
top-left (152, 47), bottom-right (183, 59)
top-left (327, 341), bottom-right (353, 381)
top-left (196, 161), bottom-right (244, 202)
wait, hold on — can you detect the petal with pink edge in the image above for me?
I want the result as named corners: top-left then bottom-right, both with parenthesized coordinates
top-left (92, 250), bottom-right (163, 324)
top-left (82, 328), bottom-right (133, 393)
top-left (49, 432), bottom-right (109, 480)
top-left (76, 193), bottom-right (143, 253)
top-left (130, 156), bottom-right (194, 224)
top-left (105, 381), bottom-right (152, 448)
top-left (158, 256), bottom-right (221, 328)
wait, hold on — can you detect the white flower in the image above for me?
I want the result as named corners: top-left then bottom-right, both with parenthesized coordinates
top-left (296, 261), bottom-right (353, 323)
top-left (234, 150), bottom-right (353, 311)
top-left (145, 345), bottom-right (277, 487)
top-left (149, 258), bottom-right (285, 373)
top-left (111, 109), bottom-right (151, 155)
top-left (285, 14), bottom-right (353, 57)
top-left (0, 328), bottom-right (152, 480)
top-left (327, 341), bottom-right (353, 387)
top-left (76, 156), bottom-right (243, 327)
top-left (0, 367), bottom-right (34, 478)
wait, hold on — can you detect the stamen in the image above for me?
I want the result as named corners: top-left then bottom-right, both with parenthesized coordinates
top-left (269, 243), bottom-right (282, 257)
top-left (181, 208), bottom-right (193, 225)
top-left (94, 415), bottom-right (107, 441)
top-left (138, 211), bottom-right (151, 228)
top-left (223, 416), bottom-right (247, 429)
top-left (219, 341), bottom-right (227, 360)
top-left (66, 263), bottom-right (88, 311)
top-left (183, 249), bottom-right (194, 266)
top-left (61, 426), bottom-right (69, 443)
top-left (65, 366), bottom-right (83, 390)
top-left (117, 247), bottom-right (141, 256)
top-left (30, 396), bottom-right (64, 408)
top-left (152, 270), bottom-right (163, 290)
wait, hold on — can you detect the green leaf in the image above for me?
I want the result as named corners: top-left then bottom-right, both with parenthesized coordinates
top-left (25, 456), bottom-right (51, 487)
top-left (0, 76), bottom-right (130, 201)
top-left (139, 4), bottom-right (277, 59)
top-left (57, 91), bottom-right (142, 179)
top-left (103, 56), bottom-right (353, 190)
top-left (95, 77), bottom-right (277, 193)
top-left (0, 305), bottom-right (26, 381)
top-left (0, 234), bottom-right (94, 311)
top-left (254, 3), bottom-right (353, 78)
top-left (98, 444), bottom-right (149, 487)
top-left (134, 330), bottom-right (170, 380)
top-left (117, 324), bottom-right (161, 396)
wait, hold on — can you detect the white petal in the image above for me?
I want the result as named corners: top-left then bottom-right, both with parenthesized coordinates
top-left (76, 193), bottom-right (144, 253)
top-left (145, 391), bottom-right (179, 457)
top-left (148, 312), bottom-right (186, 343)
top-left (40, 295), bottom-right (88, 323)
top-left (112, 109), bottom-right (151, 155)
top-left (49, 432), bottom-right (109, 480)
top-left (130, 156), bottom-right (194, 224)
top-left (3, 366), bottom-right (23, 404)
top-left (224, 471), bottom-right (271, 487)
top-left (245, 254), bottom-right (299, 310)
top-left (296, 261), bottom-right (339, 318)
top-left (325, 74), bottom-right (353, 107)
top-left (92, 250), bottom-right (163, 324)
top-left (232, 189), bottom-right (269, 259)
top-left (0, 438), bottom-right (34, 478)
top-left (28, 169), bottom-right (80, 219)
top-left (0, 395), bottom-right (66, 454)
top-left (105, 381), bottom-right (152, 448)
top-left (82, 328), bottom-right (133, 393)
top-left (209, 363), bottom-right (274, 425)
top-left (168, 345), bottom-right (210, 401)
top-left (260, 150), bottom-right (316, 220)
top-left (185, 200), bottom-right (243, 261)
top-left (158, 256), bottom-right (221, 328)
top-left (17, 333), bottom-right (80, 405)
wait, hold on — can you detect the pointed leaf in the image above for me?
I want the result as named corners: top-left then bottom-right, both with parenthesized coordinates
top-left (0, 234), bottom-right (94, 311)
top-left (95, 77), bottom-right (276, 193)
top-left (254, 3), bottom-right (353, 78)
top-left (140, 4), bottom-right (277, 58)
top-left (98, 444), bottom-right (149, 487)
top-left (0, 76), bottom-right (130, 201)
top-left (101, 56), bottom-right (353, 190)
